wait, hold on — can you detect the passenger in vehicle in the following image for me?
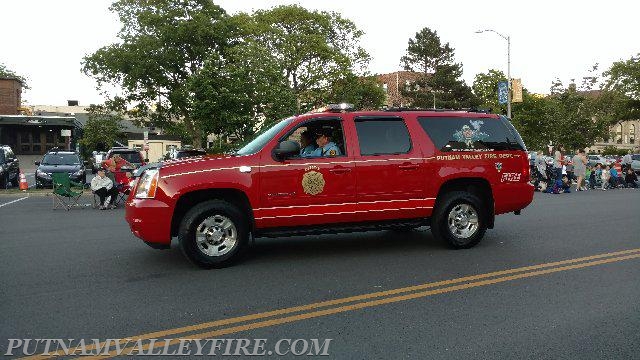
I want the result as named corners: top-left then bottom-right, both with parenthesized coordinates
top-left (299, 130), bottom-right (317, 157)
top-left (311, 129), bottom-right (341, 157)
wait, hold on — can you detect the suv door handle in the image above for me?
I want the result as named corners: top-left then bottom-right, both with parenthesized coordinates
top-left (330, 167), bottom-right (352, 174)
top-left (398, 164), bottom-right (419, 170)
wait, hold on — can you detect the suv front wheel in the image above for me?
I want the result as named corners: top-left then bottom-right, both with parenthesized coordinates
top-left (431, 191), bottom-right (486, 249)
top-left (178, 200), bottom-right (249, 268)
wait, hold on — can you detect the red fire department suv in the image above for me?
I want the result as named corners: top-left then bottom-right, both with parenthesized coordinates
top-left (126, 105), bottom-right (534, 268)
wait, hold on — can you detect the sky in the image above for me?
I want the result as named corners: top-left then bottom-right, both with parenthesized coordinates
top-left (1, 0), bottom-right (638, 106)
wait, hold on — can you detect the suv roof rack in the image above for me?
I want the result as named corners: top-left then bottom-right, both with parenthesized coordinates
top-left (381, 107), bottom-right (494, 114)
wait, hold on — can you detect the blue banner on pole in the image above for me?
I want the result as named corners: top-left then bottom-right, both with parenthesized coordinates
top-left (498, 81), bottom-right (508, 104)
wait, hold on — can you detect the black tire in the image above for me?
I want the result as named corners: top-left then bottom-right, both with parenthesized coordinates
top-left (431, 191), bottom-right (487, 249)
top-left (0, 173), bottom-right (7, 189)
top-left (10, 169), bottom-right (20, 187)
top-left (178, 200), bottom-right (249, 268)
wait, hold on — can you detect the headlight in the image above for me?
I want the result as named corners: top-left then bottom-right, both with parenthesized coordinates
top-left (73, 169), bottom-right (84, 176)
top-left (36, 170), bottom-right (51, 177)
top-left (135, 169), bottom-right (159, 199)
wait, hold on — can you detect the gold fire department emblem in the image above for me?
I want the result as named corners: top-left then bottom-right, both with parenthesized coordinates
top-left (302, 170), bottom-right (325, 195)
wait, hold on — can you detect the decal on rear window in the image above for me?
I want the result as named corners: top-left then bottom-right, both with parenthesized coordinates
top-left (452, 120), bottom-right (490, 149)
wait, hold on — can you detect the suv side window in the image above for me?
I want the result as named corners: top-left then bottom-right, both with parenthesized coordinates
top-left (355, 117), bottom-right (411, 156)
top-left (417, 116), bottom-right (525, 152)
top-left (280, 118), bottom-right (346, 158)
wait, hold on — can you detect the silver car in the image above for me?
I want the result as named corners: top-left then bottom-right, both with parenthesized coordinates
top-left (587, 155), bottom-right (607, 167)
top-left (631, 154), bottom-right (640, 174)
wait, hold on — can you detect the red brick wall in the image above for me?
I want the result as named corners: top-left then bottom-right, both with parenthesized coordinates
top-left (376, 71), bottom-right (423, 107)
top-left (0, 79), bottom-right (22, 115)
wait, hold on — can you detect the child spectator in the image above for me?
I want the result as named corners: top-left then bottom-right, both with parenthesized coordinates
top-left (601, 165), bottom-right (611, 190)
top-left (609, 165), bottom-right (621, 188)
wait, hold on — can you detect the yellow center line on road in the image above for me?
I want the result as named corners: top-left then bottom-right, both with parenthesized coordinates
top-left (22, 247), bottom-right (640, 359)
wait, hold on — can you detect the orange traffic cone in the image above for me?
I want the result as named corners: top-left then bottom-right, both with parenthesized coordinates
top-left (19, 172), bottom-right (28, 191)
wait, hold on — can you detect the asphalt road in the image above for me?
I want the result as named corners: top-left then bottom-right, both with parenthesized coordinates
top-left (1, 189), bottom-right (639, 359)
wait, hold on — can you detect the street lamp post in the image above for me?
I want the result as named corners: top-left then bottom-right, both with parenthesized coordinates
top-left (475, 29), bottom-right (511, 118)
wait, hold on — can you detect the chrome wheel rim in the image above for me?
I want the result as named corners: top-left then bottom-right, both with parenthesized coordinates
top-left (447, 204), bottom-right (479, 239)
top-left (195, 215), bottom-right (237, 257)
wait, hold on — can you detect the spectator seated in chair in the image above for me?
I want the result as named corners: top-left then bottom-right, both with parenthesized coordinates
top-left (609, 166), bottom-right (623, 188)
top-left (625, 169), bottom-right (638, 188)
top-left (91, 169), bottom-right (118, 210)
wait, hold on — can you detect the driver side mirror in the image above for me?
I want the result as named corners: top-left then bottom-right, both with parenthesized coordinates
top-left (273, 140), bottom-right (300, 161)
top-left (34, 161), bottom-right (40, 166)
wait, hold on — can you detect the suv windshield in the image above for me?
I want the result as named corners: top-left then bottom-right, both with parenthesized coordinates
top-left (112, 152), bottom-right (143, 163)
top-left (176, 150), bottom-right (206, 159)
top-left (236, 117), bottom-right (294, 156)
top-left (632, 155), bottom-right (640, 161)
top-left (42, 153), bottom-right (80, 165)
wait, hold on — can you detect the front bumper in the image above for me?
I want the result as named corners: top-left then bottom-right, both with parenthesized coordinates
top-left (125, 198), bottom-right (173, 246)
top-left (36, 173), bottom-right (85, 187)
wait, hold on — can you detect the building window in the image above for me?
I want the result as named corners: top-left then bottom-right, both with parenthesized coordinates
top-left (382, 83), bottom-right (388, 93)
top-left (630, 124), bottom-right (636, 135)
top-left (615, 124), bottom-right (623, 144)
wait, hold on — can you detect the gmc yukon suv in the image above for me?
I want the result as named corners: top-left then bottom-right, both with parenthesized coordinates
top-left (126, 106), bottom-right (534, 268)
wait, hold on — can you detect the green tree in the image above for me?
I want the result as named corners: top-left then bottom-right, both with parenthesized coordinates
top-left (510, 91), bottom-right (555, 151)
top-left (603, 54), bottom-right (640, 120)
top-left (472, 69), bottom-right (507, 114)
top-left (81, 0), bottom-right (234, 148)
top-left (604, 54), bottom-right (640, 99)
top-left (0, 62), bottom-right (29, 88)
top-left (80, 105), bottom-right (124, 152)
top-left (188, 41), bottom-right (297, 143)
top-left (400, 27), bottom-right (477, 109)
top-left (244, 5), bottom-right (370, 112)
top-left (326, 74), bottom-right (385, 110)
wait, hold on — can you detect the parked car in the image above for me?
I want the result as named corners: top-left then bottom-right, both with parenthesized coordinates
top-left (35, 150), bottom-right (87, 188)
top-left (126, 104), bottom-right (534, 268)
top-left (587, 155), bottom-right (607, 167)
top-left (527, 151), bottom-right (537, 167)
top-left (603, 155), bottom-right (616, 165)
top-left (0, 145), bottom-right (20, 188)
top-left (105, 147), bottom-right (146, 169)
top-left (631, 154), bottom-right (640, 174)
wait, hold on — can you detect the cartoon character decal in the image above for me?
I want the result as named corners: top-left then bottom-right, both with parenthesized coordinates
top-left (452, 120), bottom-right (490, 149)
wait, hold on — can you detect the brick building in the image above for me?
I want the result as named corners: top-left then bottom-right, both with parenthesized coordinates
top-left (376, 71), bottom-right (424, 107)
top-left (0, 78), bottom-right (22, 115)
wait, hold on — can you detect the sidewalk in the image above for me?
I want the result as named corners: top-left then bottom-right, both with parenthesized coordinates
top-left (16, 155), bottom-right (41, 173)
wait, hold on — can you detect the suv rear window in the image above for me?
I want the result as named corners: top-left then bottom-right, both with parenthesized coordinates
top-left (417, 116), bottom-right (525, 152)
top-left (355, 117), bottom-right (411, 155)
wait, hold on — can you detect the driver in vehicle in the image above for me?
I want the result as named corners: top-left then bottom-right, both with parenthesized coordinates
top-left (299, 130), bottom-right (317, 157)
top-left (307, 129), bottom-right (341, 157)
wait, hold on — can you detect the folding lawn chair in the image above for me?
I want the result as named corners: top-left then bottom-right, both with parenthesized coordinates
top-left (52, 173), bottom-right (84, 210)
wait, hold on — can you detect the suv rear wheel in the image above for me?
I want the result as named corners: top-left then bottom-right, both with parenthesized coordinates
top-left (431, 191), bottom-right (486, 249)
top-left (178, 200), bottom-right (249, 268)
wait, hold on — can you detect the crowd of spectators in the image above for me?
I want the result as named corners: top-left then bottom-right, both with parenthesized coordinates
top-left (532, 146), bottom-right (638, 194)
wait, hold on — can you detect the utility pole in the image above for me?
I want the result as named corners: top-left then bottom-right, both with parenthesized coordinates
top-left (476, 29), bottom-right (512, 118)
